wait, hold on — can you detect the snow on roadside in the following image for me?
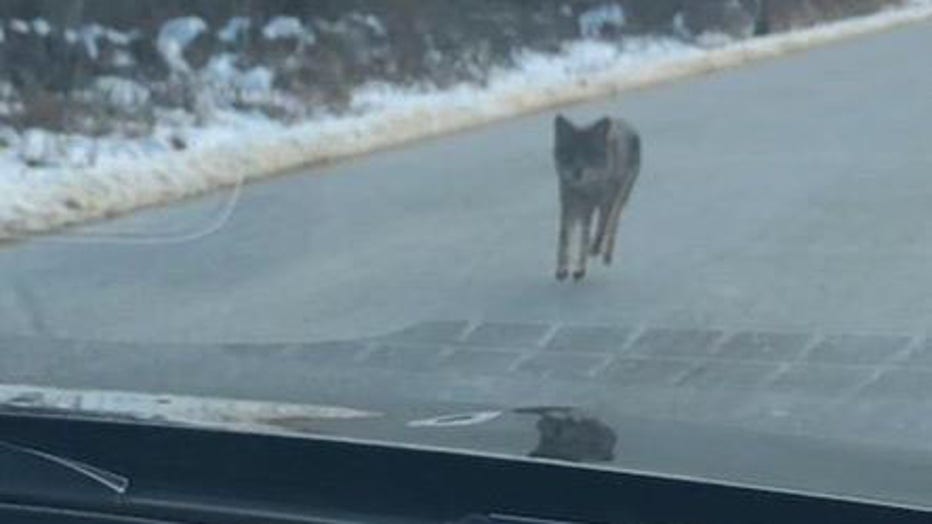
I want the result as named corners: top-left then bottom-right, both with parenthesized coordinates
top-left (158, 16), bottom-right (207, 73)
top-left (2, 1), bottom-right (932, 239)
top-left (262, 15), bottom-right (314, 44)
top-left (579, 3), bottom-right (627, 38)
top-left (0, 383), bottom-right (379, 436)
top-left (218, 16), bottom-right (251, 43)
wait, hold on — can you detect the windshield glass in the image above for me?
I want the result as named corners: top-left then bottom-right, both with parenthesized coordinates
top-left (3, 0), bottom-right (932, 510)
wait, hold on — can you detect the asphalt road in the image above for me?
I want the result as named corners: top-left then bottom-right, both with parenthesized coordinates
top-left (5, 23), bottom-right (932, 344)
top-left (3, 19), bottom-right (932, 501)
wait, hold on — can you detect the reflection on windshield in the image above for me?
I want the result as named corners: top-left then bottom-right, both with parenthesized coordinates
top-left (0, 440), bottom-right (130, 494)
top-left (518, 407), bottom-right (617, 463)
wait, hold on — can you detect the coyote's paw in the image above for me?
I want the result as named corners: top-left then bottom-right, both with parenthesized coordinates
top-left (556, 268), bottom-right (569, 281)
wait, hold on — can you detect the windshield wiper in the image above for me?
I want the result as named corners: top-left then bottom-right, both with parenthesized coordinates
top-left (0, 439), bottom-right (129, 494)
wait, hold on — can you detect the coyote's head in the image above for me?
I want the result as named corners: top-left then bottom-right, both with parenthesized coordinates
top-left (554, 114), bottom-right (611, 186)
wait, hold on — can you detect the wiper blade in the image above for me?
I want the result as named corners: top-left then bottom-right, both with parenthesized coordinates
top-left (0, 440), bottom-right (129, 494)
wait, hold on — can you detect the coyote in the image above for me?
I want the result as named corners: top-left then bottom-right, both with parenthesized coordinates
top-left (553, 114), bottom-right (641, 281)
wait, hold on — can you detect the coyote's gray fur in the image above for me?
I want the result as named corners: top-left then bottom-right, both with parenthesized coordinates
top-left (553, 114), bottom-right (641, 281)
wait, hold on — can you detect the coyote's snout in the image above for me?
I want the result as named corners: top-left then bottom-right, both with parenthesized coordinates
top-left (553, 114), bottom-right (641, 281)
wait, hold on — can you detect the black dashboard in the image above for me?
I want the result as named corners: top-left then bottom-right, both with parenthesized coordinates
top-left (0, 412), bottom-right (927, 524)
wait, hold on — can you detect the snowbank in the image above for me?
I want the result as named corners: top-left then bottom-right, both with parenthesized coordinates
top-left (0, 383), bottom-right (378, 436)
top-left (1, 2), bottom-right (931, 239)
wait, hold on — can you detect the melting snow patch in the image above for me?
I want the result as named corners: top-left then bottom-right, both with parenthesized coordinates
top-left (349, 12), bottom-right (387, 37)
top-left (238, 67), bottom-right (274, 95)
top-left (158, 16), bottom-right (208, 73)
top-left (218, 16), bottom-right (251, 43)
top-left (696, 31), bottom-right (737, 48)
top-left (263, 16), bottom-right (314, 43)
top-left (205, 53), bottom-right (238, 81)
top-left (579, 3), bottom-right (626, 38)
top-left (79, 24), bottom-right (105, 60)
top-left (205, 54), bottom-right (275, 99)
top-left (673, 12), bottom-right (690, 40)
top-left (93, 76), bottom-right (151, 110)
top-left (320, 12), bottom-right (389, 41)
top-left (105, 27), bottom-right (138, 46)
top-left (10, 19), bottom-right (30, 34)
top-left (0, 126), bottom-right (16, 145)
top-left (62, 137), bottom-right (98, 168)
top-left (19, 129), bottom-right (57, 167)
top-left (31, 18), bottom-right (51, 36)
top-left (112, 49), bottom-right (136, 67)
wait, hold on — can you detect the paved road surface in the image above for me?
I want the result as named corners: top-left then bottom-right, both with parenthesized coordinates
top-left (2, 19), bottom-right (932, 500)
top-left (6, 25), bottom-right (932, 344)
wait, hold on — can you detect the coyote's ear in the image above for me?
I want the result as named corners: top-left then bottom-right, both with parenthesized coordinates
top-left (590, 117), bottom-right (612, 140)
top-left (555, 114), bottom-right (575, 141)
